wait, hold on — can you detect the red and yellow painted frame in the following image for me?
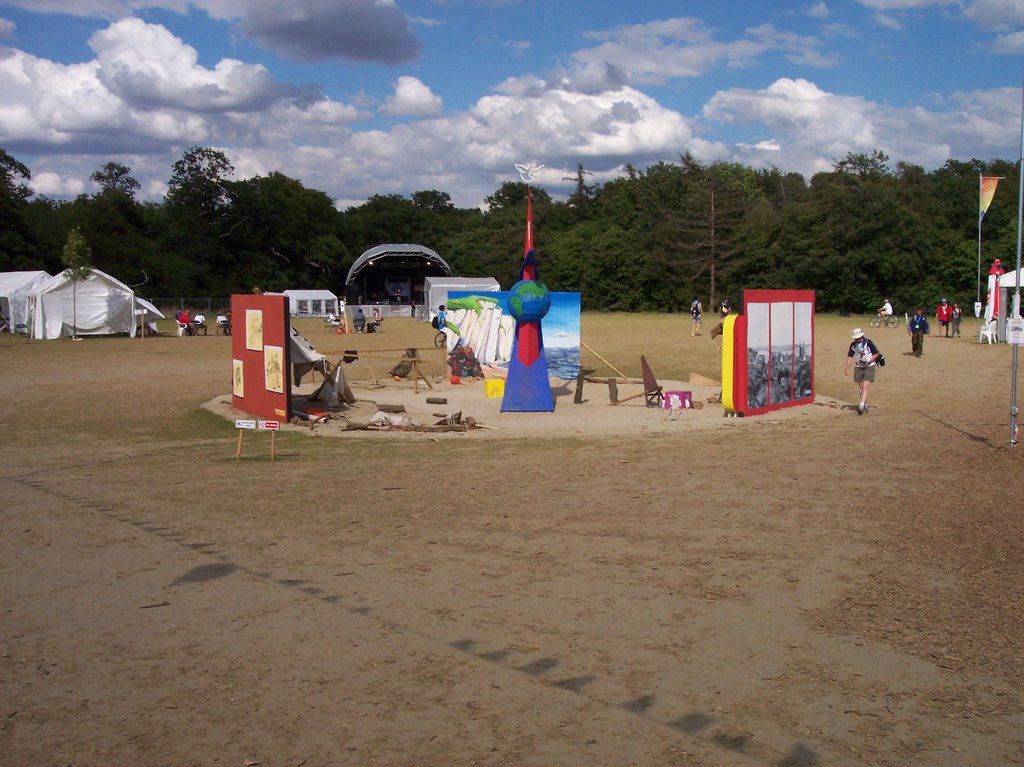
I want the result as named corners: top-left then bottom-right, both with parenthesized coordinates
top-left (722, 289), bottom-right (815, 417)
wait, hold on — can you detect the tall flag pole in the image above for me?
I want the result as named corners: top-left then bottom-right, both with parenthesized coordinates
top-left (1008, 76), bottom-right (1024, 447)
top-left (978, 174), bottom-right (1002, 311)
top-left (502, 163), bottom-right (554, 412)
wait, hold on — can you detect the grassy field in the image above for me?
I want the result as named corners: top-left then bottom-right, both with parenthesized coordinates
top-left (3, 309), bottom-right (1024, 766)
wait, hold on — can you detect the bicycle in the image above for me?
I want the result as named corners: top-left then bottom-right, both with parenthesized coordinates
top-left (869, 312), bottom-right (900, 328)
top-left (434, 329), bottom-right (447, 348)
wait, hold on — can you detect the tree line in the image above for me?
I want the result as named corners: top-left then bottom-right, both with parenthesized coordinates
top-left (1, 145), bottom-right (1019, 313)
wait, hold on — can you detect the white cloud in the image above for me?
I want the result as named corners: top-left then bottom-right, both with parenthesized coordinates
top-left (224, 0), bottom-right (422, 63)
top-left (0, 17), bottom-right (15, 38)
top-left (702, 77), bottom-right (1019, 178)
top-left (854, 0), bottom-right (956, 8)
top-left (380, 76), bottom-right (442, 116)
top-left (0, 18), bottom-right (365, 156)
top-left (803, 2), bottom-right (830, 18)
top-left (216, 81), bottom-right (703, 208)
top-left (963, 0), bottom-right (1024, 29)
top-left (992, 29), bottom-right (1024, 52)
top-left (0, 0), bottom-right (423, 63)
top-left (565, 18), bottom-right (834, 92)
top-left (90, 18), bottom-right (292, 112)
top-left (31, 170), bottom-right (87, 197)
top-left (873, 13), bottom-right (904, 29)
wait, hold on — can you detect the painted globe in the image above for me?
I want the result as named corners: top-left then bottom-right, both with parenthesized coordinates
top-left (507, 280), bottom-right (551, 323)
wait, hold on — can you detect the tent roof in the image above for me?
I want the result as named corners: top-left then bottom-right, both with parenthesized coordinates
top-left (37, 268), bottom-right (133, 294)
top-left (281, 289), bottom-right (339, 300)
top-left (424, 276), bottom-right (500, 289)
top-left (346, 244), bottom-right (452, 285)
top-left (135, 296), bottom-right (165, 319)
top-left (998, 268), bottom-right (1024, 288)
top-left (0, 270), bottom-right (51, 294)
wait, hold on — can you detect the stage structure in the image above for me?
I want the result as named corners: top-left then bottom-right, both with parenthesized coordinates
top-left (722, 290), bottom-right (815, 417)
top-left (501, 163), bottom-right (554, 412)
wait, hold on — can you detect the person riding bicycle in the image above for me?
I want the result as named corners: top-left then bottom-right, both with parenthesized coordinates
top-left (878, 299), bottom-right (893, 318)
top-left (436, 304), bottom-right (447, 331)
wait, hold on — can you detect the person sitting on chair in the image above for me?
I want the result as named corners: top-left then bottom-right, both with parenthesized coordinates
top-left (353, 308), bottom-right (366, 333)
top-left (179, 308), bottom-right (193, 335)
top-left (193, 312), bottom-right (208, 336)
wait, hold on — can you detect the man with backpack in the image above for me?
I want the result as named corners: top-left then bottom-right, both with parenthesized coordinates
top-left (844, 327), bottom-right (881, 415)
top-left (908, 307), bottom-right (930, 357)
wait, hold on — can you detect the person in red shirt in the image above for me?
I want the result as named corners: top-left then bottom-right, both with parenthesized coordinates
top-left (936, 298), bottom-right (952, 337)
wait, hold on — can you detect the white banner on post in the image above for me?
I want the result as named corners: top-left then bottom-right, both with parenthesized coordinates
top-left (1006, 317), bottom-right (1024, 345)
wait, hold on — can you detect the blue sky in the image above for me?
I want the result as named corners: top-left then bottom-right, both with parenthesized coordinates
top-left (1, 0), bottom-right (1022, 209)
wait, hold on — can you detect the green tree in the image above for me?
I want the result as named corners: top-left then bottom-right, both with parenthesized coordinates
top-left (163, 147), bottom-right (235, 293)
top-left (91, 161), bottom-right (141, 197)
top-left (0, 147), bottom-right (38, 270)
top-left (61, 227), bottom-right (93, 340)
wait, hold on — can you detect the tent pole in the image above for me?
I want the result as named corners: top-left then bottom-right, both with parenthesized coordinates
top-left (1009, 72), bottom-right (1024, 447)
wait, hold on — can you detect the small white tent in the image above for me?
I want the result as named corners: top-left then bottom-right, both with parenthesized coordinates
top-left (281, 289), bottom-right (340, 317)
top-left (424, 277), bottom-right (500, 321)
top-left (0, 271), bottom-right (51, 332)
top-left (29, 269), bottom-right (144, 339)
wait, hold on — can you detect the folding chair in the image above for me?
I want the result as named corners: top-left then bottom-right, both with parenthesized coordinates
top-left (609, 356), bottom-right (664, 407)
top-left (640, 355), bottom-right (664, 408)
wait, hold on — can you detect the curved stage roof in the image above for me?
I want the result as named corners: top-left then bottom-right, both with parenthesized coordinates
top-left (345, 244), bottom-right (452, 286)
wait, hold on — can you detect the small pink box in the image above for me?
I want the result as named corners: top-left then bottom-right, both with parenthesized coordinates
top-left (664, 390), bottom-right (692, 409)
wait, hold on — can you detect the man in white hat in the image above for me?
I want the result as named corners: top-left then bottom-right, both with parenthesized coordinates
top-left (844, 327), bottom-right (881, 415)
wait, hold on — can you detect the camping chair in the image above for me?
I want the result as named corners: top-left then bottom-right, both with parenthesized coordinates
top-left (640, 355), bottom-right (664, 408)
top-left (979, 318), bottom-right (998, 344)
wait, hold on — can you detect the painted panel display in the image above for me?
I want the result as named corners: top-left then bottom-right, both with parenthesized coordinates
top-left (231, 294), bottom-right (291, 420)
top-left (723, 289), bottom-right (815, 417)
top-left (446, 290), bottom-right (581, 380)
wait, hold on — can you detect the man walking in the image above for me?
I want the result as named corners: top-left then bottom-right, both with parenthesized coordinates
top-left (908, 307), bottom-right (930, 357)
top-left (690, 297), bottom-right (703, 336)
top-left (845, 328), bottom-right (880, 415)
top-left (951, 302), bottom-right (963, 337)
top-left (936, 298), bottom-right (952, 337)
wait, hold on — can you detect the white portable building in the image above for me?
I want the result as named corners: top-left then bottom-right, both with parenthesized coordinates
top-left (29, 268), bottom-right (150, 339)
top-left (423, 277), bottom-right (500, 321)
top-left (0, 270), bottom-right (51, 332)
top-left (281, 289), bottom-right (340, 317)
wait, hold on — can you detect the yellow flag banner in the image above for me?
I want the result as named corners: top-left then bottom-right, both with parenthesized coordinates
top-left (980, 176), bottom-right (1000, 220)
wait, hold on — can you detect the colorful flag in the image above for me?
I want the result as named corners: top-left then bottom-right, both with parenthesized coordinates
top-left (980, 176), bottom-right (1000, 220)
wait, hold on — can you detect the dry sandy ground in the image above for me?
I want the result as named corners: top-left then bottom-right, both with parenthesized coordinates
top-left (2, 315), bottom-right (1024, 767)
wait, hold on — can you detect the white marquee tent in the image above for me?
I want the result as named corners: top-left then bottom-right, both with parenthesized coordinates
top-left (423, 277), bottom-right (500, 321)
top-left (280, 289), bottom-right (340, 317)
top-left (0, 270), bottom-right (51, 332)
top-left (29, 268), bottom-right (163, 339)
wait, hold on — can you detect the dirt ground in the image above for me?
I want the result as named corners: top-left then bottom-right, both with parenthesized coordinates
top-left (2, 313), bottom-right (1024, 767)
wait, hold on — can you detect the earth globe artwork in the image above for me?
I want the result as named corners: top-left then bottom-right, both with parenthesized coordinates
top-left (507, 280), bottom-right (551, 323)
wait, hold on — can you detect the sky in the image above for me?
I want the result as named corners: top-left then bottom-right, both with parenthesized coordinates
top-left (1, 0), bottom-right (1023, 210)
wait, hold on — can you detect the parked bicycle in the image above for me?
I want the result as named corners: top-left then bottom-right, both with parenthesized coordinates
top-left (869, 312), bottom-right (900, 328)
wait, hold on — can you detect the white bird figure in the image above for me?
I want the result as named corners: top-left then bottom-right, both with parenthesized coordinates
top-left (514, 162), bottom-right (544, 183)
